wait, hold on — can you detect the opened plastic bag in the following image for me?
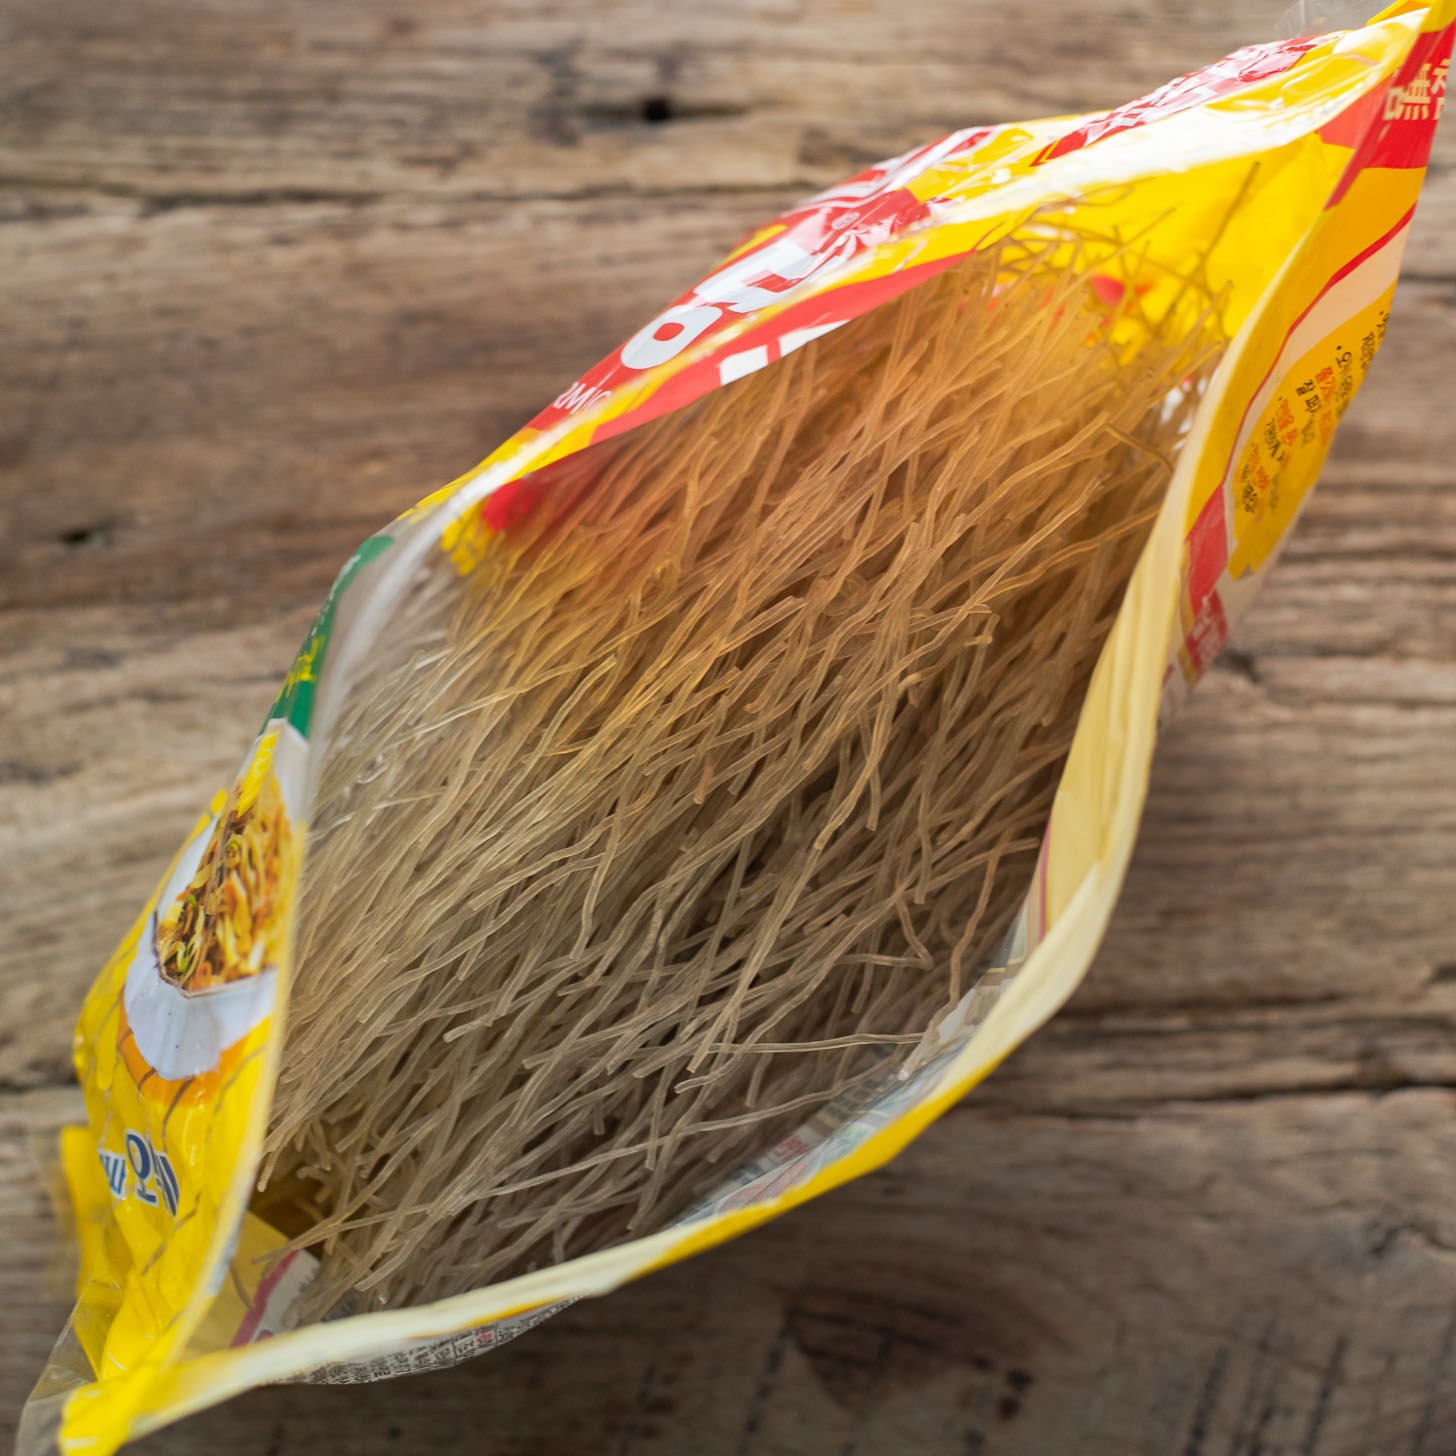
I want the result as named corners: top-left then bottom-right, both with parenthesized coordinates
top-left (22, 3), bottom-right (1453, 1449)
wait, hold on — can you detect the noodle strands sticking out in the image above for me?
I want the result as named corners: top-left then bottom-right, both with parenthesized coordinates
top-left (259, 231), bottom-right (1224, 1316)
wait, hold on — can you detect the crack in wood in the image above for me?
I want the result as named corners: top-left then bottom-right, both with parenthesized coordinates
top-left (1182, 1346), bottom-right (1230, 1456)
top-left (1299, 1334), bottom-right (1346, 1456)
top-left (1409, 1307), bottom-right (1456, 1456)
top-left (734, 1317), bottom-right (789, 1456)
top-left (0, 171), bottom-right (800, 215)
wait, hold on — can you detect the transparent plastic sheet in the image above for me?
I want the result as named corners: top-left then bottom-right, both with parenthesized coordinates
top-left (1282, 0), bottom-right (1385, 36)
top-left (21, 3), bottom-right (1453, 1449)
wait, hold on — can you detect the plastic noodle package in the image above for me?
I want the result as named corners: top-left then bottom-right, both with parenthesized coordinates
top-left (21, 3), bottom-right (1454, 1450)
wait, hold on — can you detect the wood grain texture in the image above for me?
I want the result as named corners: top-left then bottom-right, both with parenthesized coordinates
top-left (2, 1), bottom-right (1454, 1451)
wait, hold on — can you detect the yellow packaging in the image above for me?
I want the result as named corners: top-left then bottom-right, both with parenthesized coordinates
top-left (21, 4), bottom-right (1453, 1449)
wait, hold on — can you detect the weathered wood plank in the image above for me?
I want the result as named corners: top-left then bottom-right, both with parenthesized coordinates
top-left (0, 1092), bottom-right (80, 1432)
top-left (5, 203), bottom-right (1452, 622)
top-left (9, 0), bottom-right (1435, 201)
top-left (4, 0), bottom-right (1456, 274)
top-left (8, 1084), bottom-right (1456, 1455)
top-left (5, 634), bottom-right (1455, 1092)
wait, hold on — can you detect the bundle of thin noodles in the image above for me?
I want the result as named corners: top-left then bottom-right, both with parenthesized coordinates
top-left (258, 227), bottom-right (1224, 1317)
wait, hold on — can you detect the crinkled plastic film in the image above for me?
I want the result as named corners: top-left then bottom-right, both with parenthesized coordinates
top-left (21, 3), bottom-right (1453, 1449)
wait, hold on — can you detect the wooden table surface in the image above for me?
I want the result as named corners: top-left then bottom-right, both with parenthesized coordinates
top-left (3, 3), bottom-right (1455, 1452)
